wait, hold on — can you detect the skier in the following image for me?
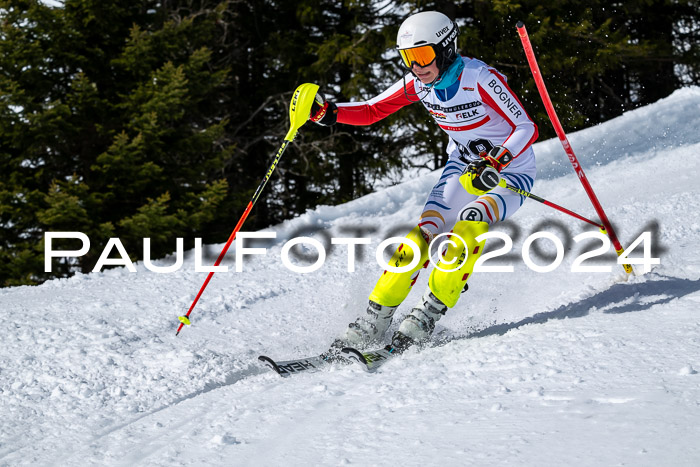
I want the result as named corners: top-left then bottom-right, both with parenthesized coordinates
top-left (309, 11), bottom-right (538, 351)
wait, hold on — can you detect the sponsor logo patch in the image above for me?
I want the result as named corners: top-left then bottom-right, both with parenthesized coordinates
top-left (423, 101), bottom-right (482, 113)
top-left (487, 78), bottom-right (523, 118)
top-left (399, 31), bottom-right (414, 47)
top-left (429, 109), bottom-right (447, 120)
top-left (460, 207), bottom-right (484, 222)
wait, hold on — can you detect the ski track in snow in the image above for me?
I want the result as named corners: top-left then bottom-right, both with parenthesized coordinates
top-left (1, 87), bottom-right (700, 466)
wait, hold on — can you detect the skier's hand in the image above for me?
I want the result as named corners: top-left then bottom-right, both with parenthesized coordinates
top-left (481, 145), bottom-right (513, 172)
top-left (459, 146), bottom-right (512, 195)
top-left (460, 159), bottom-right (501, 196)
top-left (310, 92), bottom-right (338, 126)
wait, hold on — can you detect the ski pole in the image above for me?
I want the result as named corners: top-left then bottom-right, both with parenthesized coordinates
top-left (498, 179), bottom-right (604, 230)
top-left (516, 22), bottom-right (633, 274)
top-left (176, 83), bottom-right (320, 336)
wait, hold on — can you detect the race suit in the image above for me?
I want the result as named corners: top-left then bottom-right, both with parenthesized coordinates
top-left (335, 56), bottom-right (538, 238)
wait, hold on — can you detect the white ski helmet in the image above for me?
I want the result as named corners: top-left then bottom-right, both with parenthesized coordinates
top-left (397, 11), bottom-right (459, 74)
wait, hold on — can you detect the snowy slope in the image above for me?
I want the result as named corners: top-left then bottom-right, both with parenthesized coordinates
top-left (1, 87), bottom-right (700, 466)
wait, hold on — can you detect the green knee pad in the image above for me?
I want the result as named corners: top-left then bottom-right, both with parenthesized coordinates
top-left (369, 225), bottom-right (429, 307)
top-left (428, 220), bottom-right (488, 308)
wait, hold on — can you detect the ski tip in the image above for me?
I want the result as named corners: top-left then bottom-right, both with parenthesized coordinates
top-left (258, 355), bottom-right (284, 377)
top-left (340, 347), bottom-right (368, 365)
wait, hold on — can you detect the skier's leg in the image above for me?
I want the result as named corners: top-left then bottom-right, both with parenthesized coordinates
top-left (417, 158), bottom-right (472, 239)
top-left (338, 225), bottom-right (430, 347)
top-left (337, 158), bottom-right (476, 348)
top-left (368, 225), bottom-right (431, 307)
top-left (429, 220), bottom-right (489, 308)
top-left (395, 220), bottom-right (488, 345)
top-left (394, 169), bottom-right (534, 346)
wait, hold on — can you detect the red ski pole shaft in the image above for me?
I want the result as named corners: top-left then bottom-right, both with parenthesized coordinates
top-left (516, 22), bottom-right (632, 274)
top-left (175, 145), bottom-right (284, 336)
top-left (176, 83), bottom-right (319, 336)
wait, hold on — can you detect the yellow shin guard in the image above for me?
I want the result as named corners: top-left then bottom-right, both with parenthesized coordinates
top-left (369, 226), bottom-right (430, 307)
top-left (428, 220), bottom-right (488, 308)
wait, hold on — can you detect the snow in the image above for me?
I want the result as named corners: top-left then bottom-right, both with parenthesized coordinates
top-left (2, 87), bottom-right (700, 466)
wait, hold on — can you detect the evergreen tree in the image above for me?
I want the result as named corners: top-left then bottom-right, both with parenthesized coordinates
top-left (1, 0), bottom-right (232, 284)
top-left (0, 0), bottom-right (697, 286)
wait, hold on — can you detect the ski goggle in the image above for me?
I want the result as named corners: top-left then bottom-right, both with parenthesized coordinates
top-left (398, 45), bottom-right (437, 69)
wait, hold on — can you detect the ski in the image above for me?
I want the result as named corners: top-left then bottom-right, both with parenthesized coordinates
top-left (340, 345), bottom-right (399, 372)
top-left (258, 354), bottom-right (333, 377)
top-left (260, 337), bottom-right (410, 376)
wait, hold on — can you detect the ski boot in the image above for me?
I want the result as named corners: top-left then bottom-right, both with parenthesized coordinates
top-left (391, 289), bottom-right (447, 352)
top-left (339, 300), bottom-right (398, 349)
top-left (321, 301), bottom-right (396, 362)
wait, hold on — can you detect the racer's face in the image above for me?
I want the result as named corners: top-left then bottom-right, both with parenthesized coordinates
top-left (412, 61), bottom-right (439, 84)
